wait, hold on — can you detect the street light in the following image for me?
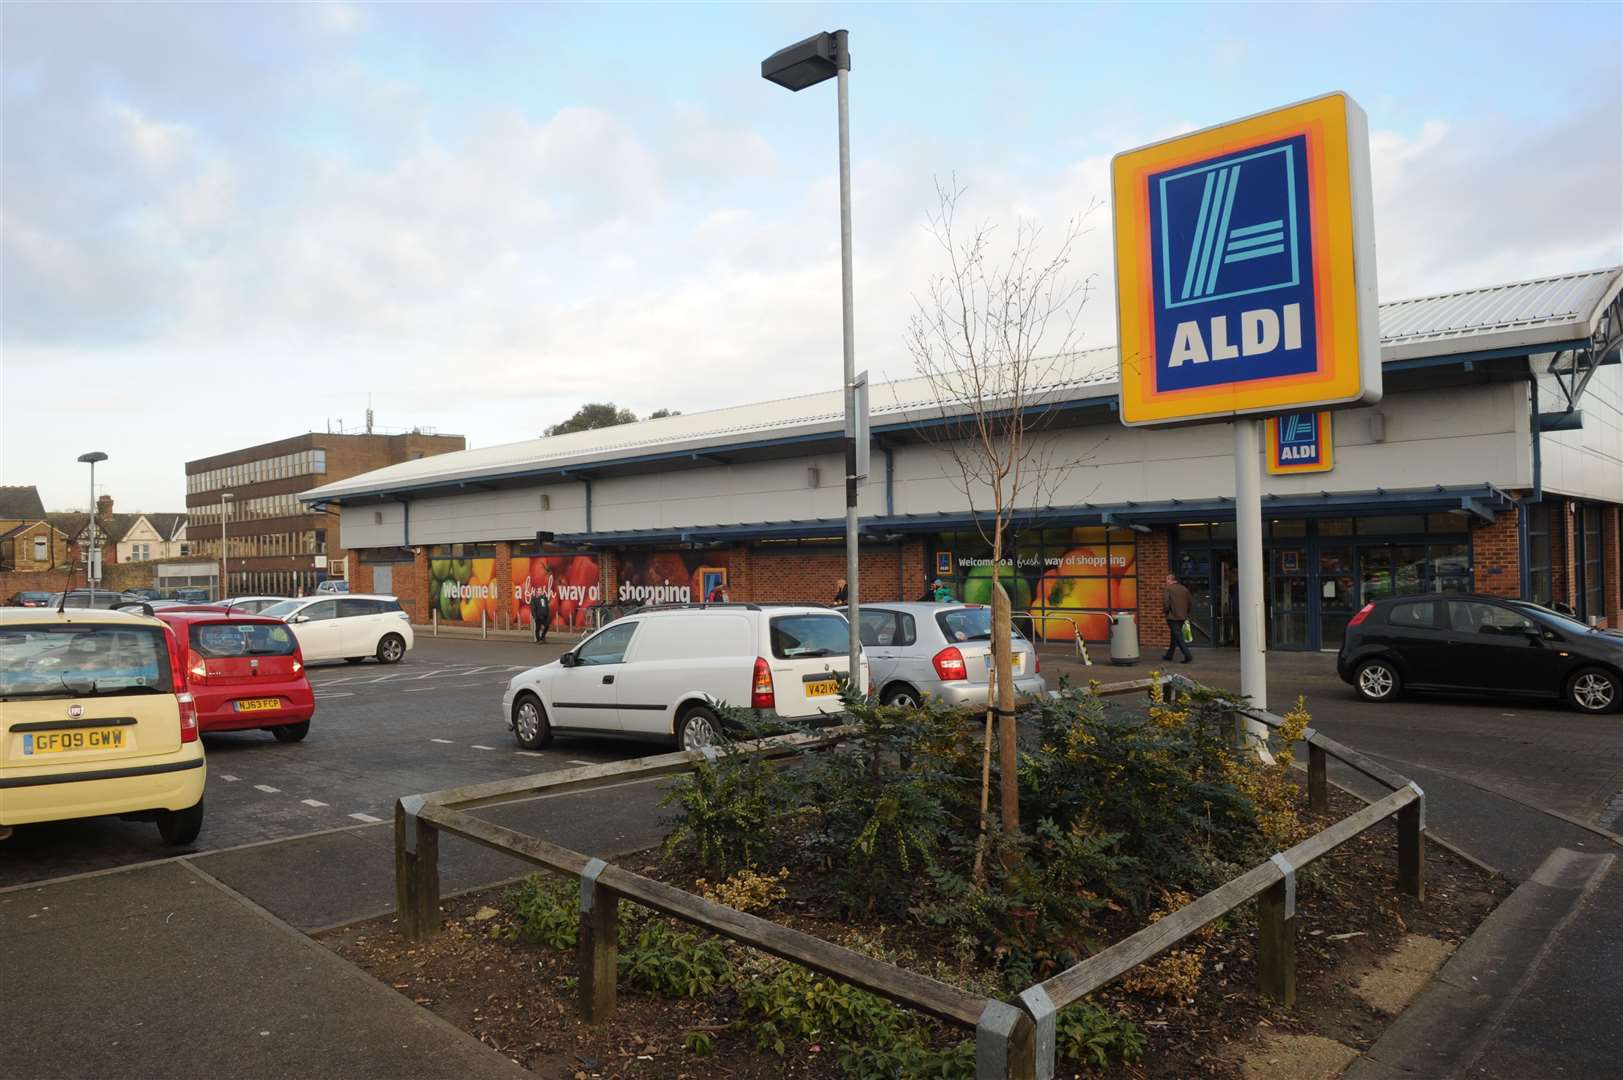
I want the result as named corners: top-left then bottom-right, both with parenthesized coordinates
top-left (77, 451), bottom-right (108, 604)
top-left (220, 493), bottom-right (234, 601)
top-left (762, 29), bottom-right (863, 687)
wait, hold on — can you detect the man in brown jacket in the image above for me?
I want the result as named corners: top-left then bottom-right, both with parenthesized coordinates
top-left (1162, 572), bottom-right (1194, 663)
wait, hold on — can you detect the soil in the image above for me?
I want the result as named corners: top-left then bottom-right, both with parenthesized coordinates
top-left (321, 784), bottom-right (1508, 1079)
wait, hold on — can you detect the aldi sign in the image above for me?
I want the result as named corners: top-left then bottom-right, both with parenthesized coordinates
top-left (1266, 411), bottom-right (1334, 474)
top-left (1114, 93), bottom-right (1381, 425)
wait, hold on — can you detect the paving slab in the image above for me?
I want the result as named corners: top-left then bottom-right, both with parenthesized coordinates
top-left (0, 861), bottom-right (525, 1080)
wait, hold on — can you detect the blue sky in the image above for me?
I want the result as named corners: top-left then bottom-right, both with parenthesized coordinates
top-left (4, 1), bottom-right (1620, 511)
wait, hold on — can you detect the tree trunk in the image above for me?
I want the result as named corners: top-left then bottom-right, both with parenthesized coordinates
top-left (993, 579), bottom-right (1019, 835)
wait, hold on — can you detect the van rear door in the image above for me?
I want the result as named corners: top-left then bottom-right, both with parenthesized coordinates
top-left (767, 613), bottom-right (860, 719)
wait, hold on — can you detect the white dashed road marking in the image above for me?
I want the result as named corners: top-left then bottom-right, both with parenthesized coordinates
top-left (567, 760), bottom-right (592, 766)
top-left (470, 744), bottom-right (496, 751)
top-left (402, 687), bottom-right (436, 693)
top-left (313, 692), bottom-right (354, 700)
top-left (302, 799), bottom-right (328, 808)
top-left (254, 785), bottom-right (280, 794)
top-left (220, 774), bottom-right (240, 782)
top-left (349, 813), bottom-right (382, 824)
top-left (515, 751), bottom-right (544, 758)
top-left (430, 738), bottom-right (453, 744)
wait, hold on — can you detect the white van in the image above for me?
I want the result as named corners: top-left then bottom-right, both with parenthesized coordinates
top-left (501, 604), bottom-right (868, 750)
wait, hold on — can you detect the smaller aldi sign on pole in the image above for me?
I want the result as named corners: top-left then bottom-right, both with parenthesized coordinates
top-left (1266, 411), bottom-right (1334, 474)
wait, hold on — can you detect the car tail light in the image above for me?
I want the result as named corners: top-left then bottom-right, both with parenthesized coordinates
top-left (933, 646), bottom-right (968, 681)
top-left (1034, 651), bottom-right (1042, 675)
top-left (1348, 602), bottom-right (1375, 627)
top-left (189, 658), bottom-right (207, 684)
top-left (292, 655), bottom-right (303, 675)
top-left (177, 692), bottom-right (200, 743)
top-left (751, 657), bottom-right (775, 709)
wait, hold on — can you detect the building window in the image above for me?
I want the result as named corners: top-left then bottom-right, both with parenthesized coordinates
top-left (937, 527), bottom-right (1137, 644)
top-left (33, 535), bottom-right (48, 562)
top-left (1580, 505), bottom-right (1604, 622)
top-left (1526, 503), bottom-right (1552, 605)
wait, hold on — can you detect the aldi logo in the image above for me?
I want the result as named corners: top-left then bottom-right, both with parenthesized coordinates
top-left (1113, 93), bottom-right (1381, 425)
top-left (1266, 411), bottom-right (1334, 474)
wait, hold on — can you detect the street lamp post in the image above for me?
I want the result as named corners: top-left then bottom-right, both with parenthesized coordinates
top-left (77, 452), bottom-right (108, 604)
top-left (220, 493), bottom-right (234, 601)
top-left (763, 29), bottom-right (862, 688)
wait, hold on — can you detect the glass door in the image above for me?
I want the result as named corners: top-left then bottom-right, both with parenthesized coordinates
top-left (1317, 545), bottom-right (1357, 650)
top-left (1269, 547), bottom-right (1311, 648)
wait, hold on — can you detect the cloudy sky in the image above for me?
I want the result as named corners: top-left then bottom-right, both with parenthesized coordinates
top-left (4, 1), bottom-right (1619, 512)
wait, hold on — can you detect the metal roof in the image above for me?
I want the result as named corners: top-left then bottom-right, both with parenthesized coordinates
top-left (305, 266), bottom-right (1622, 505)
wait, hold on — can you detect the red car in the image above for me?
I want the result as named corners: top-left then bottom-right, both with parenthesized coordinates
top-left (156, 611), bottom-right (315, 742)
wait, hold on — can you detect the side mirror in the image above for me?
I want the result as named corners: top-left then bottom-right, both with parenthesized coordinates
top-left (559, 652), bottom-right (576, 668)
top-left (290, 614), bottom-right (309, 624)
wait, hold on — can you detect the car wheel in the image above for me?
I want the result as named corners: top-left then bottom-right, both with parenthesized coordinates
top-left (271, 721), bottom-right (310, 743)
top-left (1354, 659), bottom-right (1400, 702)
top-left (345, 656), bottom-right (365, 664)
top-left (513, 693), bottom-right (552, 749)
top-left (1567, 668), bottom-right (1620, 714)
top-left (676, 705), bottom-right (721, 751)
top-left (376, 634), bottom-right (406, 664)
top-left (881, 684), bottom-right (921, 708)
top-left (157, 798), bottom-right (204, 846)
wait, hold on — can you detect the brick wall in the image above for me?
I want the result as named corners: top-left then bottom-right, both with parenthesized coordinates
top-left (493, 542), bottom-right (514, 630)
top-left (1138, 529), bottom-right (1171, 650)
top-left (743, 545), bottom-right (920, 604)
top-left (0, 568), bottom-right (76, 599)
top-left (1471, 502), bottom-right (1522, 598)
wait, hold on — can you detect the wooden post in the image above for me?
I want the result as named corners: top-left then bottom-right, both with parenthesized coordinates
top-left (975, 1000), bottom-right (1036, 1080)
top-left (1308, 741), bottom-right (1328, 814)
top-left (1257, 857), bottom-right (1296, 1006)
top-left (578, 859), bottom-right (618, 1022)
top-left (1397, 789), bottom-right (1425, 902)
top-left (394, 796), bottom-right (440, 940)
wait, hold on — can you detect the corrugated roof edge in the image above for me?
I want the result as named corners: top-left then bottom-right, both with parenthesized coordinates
top-left (304, 265), bottom-right (1621, 504)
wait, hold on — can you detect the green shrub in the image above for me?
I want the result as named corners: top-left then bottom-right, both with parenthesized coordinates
top-left (660, 714), bottom-right (790, 875)
top-left (503, 873), bottom-right (579, 950)
top-left (1055, 1000), bottom-right (1146, 1068)
top-left (618, 920), bottom-right (733, 998)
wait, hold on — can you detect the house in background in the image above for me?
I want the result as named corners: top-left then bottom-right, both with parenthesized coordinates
top-left (116, 512), bottom-right (189, 563)
top-left (0, 485), bottom-right (48, 534)
top-left (0, 519), bottom-right (72, 571)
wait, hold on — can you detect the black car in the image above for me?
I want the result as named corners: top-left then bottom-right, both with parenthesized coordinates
top-left (6, 591), bottom-right (54, 608)
top-left (1338, 593), bottom-right (1623, 714)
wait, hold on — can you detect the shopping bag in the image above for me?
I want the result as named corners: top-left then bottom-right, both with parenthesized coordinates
top-left (1181, 619), bottom-right (1194, 643)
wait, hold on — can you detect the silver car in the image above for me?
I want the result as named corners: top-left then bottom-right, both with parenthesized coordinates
top-left (842, 602), bottom-right (1046, 708)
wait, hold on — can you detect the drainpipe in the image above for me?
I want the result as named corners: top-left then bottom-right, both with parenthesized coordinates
top-left (883, 446), bottom-right (895, 517)
top-left (401, 499), bottom-right (411, 547)
top-left (584, 478), bottom-right (593, 534)
top-left (1519, 376), bottom-right (1542, 599)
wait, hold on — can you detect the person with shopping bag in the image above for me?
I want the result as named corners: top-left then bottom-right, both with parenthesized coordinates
top-left (1162, 572), bottom-right (1194, 663)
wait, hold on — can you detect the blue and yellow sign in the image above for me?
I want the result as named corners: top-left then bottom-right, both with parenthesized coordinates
top-left (1266, 411), bottom-right (1333, 473)
top-left (1113, 93), bottom-right (1381, 426)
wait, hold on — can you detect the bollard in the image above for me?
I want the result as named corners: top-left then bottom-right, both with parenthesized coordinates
top-left (1308, 741), bottom-right (1328, 814)
top-left (481, 609), bottom-right (488, 640)
top-left (1258, 854), bottom-right (1297, 1005)
top-left (578, 859), bottom-right (619, 1022)
top-left (1398, 783), bottom-right (1425, 901)
top-left (432, 607), bottom-right (438, 637)
top-left (394, 796), bottom-right (440, 940)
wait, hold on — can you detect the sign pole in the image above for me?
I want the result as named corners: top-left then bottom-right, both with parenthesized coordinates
top-left (1233, 419), bottom-right (1269, 727)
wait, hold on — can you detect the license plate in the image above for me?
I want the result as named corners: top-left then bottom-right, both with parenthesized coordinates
top-left (234, 698), bottom-right (282, 713)
top-left (23, 728), bottom-right (126, 755)
top-left (805, 679), bottom-right (839, 698)
top-left (1012, 652), bottom-right (1025, 674)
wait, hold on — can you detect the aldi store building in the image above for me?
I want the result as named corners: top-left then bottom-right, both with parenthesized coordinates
top-left (303, 267), bottom-right (1623, 653)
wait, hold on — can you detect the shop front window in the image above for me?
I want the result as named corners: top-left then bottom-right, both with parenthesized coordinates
top-left (1580, 506), bottom-right (1604, 621)
top-left (1527, 503), bottom-right (1552, 605)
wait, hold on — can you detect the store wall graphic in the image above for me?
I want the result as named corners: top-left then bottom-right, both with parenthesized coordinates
top-left (943, 528), bottom-right (1137, 643)
top-left (615, 550), bottom-right (728, 606)
top-left (512, 554), bottom-right (602, 631)
top-left (429, 554), bottom-right (502, 624)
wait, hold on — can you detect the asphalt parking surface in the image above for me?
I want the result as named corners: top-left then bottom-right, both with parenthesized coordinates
top-left (0, 636), bottom-right (653, 887)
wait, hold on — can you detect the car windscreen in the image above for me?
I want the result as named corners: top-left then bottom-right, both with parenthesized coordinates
top-left (934, 606), bottom-right (1030, 644)
top-left (0, 624), bottom-right (173, 699)
top-left (259, 600), bottom-right (305, 619)
top-left (190, 622), bottom-right (298, 658)
top-left (1511, 603), bottom-right (1603, 637)
top-left (769, 614), bottom-right (850, 659)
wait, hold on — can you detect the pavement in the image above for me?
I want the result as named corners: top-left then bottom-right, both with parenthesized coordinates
top-left (2, 634), bottom-right (1619, 1078)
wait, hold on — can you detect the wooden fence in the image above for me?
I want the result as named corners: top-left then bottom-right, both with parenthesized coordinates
top-left (393, 676), bottom-right (1424, 1080)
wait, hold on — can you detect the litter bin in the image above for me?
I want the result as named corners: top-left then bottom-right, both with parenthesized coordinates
top-left (1108, 612), bottom-right (1139, 665)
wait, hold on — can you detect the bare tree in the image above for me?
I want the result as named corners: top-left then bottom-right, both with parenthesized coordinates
top-left (906, 178), bottom-right (1100, 856)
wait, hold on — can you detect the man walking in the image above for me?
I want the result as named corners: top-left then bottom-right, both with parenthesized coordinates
top-left (530, 589), bottom-right (550, 644)
top-left (1162, 572), bottom-right (1193, 663)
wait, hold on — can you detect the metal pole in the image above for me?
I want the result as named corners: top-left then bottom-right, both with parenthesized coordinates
top-left (86, 462), bottom-right (96, 606)
top-left (1234, 420), bottom-right (1270, 746)
top-left (837, 62), bottom-right (860, 690)
top-left (220, 501), bottom-right (229, 601)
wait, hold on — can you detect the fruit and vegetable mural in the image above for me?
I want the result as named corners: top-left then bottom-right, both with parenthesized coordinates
top-left (512, 554), bottom-right (602, 631)
top-left (943, 527), bottom-right (1137, 642)
top-left (428, 552), bottom-right (503, 625)
top-left (615, 550), bottom-right (728, 607)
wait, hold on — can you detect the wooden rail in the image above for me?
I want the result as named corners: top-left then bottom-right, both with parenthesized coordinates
top-left (393, 675), bottom-right (1424, 1080)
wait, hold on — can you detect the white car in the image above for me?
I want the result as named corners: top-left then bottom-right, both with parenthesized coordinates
top-left (501, 604), bottom-right (868, 750)
top-left (215, 596), bottom-right (291, 615)
top-left (259, 594), bottom-right (413, 664)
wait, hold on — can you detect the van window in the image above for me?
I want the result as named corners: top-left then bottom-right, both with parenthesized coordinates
top-left (630, 615), bottom-right (751, 660)
top-left (1, 625), bottom-right (174, 699)
top-left (575, 622), bottom-right (637, 666)
top-left (770, 614), bottom-right (849, 659)
top-left (191, 622), bottom-right (297, 658)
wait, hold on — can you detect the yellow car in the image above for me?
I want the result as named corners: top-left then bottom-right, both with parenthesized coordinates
top-left (1, 606), bottom-right (206, 844)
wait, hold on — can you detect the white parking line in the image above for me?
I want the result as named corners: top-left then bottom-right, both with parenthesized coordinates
top-left (430, 738), bottom-right (453, 744)
top-left (515, 751), bottom-right (544, 757)
top-left (220, 774), bottom-right (240, 782)
top-left (254, 784), bottom-right (280, 794)
top-left (567, 760), bottom-right (592, 766)
top-left (313, 692), bottom-right (354, 699)
top-left (349, 812), bottom-right (382, 824)
top-left (302, 799), bottom-right (328, 808)
top-left (402, 687), bottom-right (437, 693)
top-left (470, 744), bottom-right (496, 751)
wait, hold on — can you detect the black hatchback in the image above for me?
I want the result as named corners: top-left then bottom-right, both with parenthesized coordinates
top-left (1337, 594), bottom-right (1623, 714)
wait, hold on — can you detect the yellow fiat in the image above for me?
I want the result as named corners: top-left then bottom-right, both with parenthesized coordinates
top-left (1, 606), bottom-right (206, 845)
